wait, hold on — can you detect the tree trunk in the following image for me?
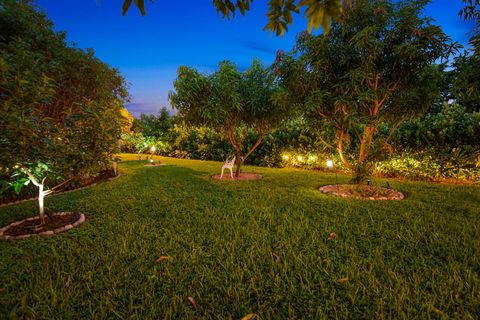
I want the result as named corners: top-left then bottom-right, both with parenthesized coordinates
top-left (38, 184), bottom-right (46, 224)
top-left (337, 125), bottom-right (351, 169)
top-left (358, 125), bottom-right (374, 164)
top-left (235, 153), bottom-right (242, 178)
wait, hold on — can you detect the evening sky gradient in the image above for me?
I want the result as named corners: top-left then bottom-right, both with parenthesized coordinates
top-left (35, 0), bottom-right (475, 117)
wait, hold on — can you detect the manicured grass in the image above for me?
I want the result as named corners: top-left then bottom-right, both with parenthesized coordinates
top-left (1, 154), bottom-right (479, 319)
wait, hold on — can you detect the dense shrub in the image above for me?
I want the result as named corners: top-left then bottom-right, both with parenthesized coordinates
top-left (0, 0), bottom-right (129, 199)
top-left (125, 103), bottom-right (480, 182)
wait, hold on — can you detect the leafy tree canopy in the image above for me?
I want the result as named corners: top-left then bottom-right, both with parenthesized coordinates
top-left (274, 0), bottom-right (456, 182)
top-left (0, 0), bottom-right (129, 200)
top-left (169, 59), bottom-right (291, 176)
top-left (122, 0), bottom-right (351, 35)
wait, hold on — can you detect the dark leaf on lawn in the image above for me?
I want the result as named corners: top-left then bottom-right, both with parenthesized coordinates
top-left (273, 253), bottom-right (281, 263)
top-left (155, 256), bottom-right (172, 264)
top-left (188, 296), bottom-right (200, 312)
top-left (327, 231), bottom-right (337, 240)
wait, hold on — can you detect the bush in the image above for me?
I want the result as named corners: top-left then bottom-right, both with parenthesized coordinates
top-left (0, 1), bottom-right (128, 199)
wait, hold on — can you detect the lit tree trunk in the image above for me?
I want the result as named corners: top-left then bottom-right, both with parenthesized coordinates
top-left (38, 184), bottom-right (45, 223)
top-left (25, 172), bottom-right (51, 224)
top-left (337, 125), bottom-right (351, 169)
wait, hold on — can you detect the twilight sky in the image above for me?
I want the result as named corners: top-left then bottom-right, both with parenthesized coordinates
top-left (35, 0), bottom-right (474, 118)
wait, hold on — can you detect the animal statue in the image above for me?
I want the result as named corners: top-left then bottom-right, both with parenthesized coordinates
top-left (220, 156), bottom-right (236, 179)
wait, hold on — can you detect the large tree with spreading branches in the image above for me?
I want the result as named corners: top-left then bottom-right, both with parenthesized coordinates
top-left (274, 0), bottom-right (457, 182)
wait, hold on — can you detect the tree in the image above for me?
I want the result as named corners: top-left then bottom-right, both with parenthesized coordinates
top-left (453, 0), bottom-right (480, 111)
top-left (133, 107), bottom-right (174, 139)
top-left (274, 0), bottom-right (456, 182)
top-left (122, 0), bottom-right (348, 35)
top-left (1, 0), bottom-right (129, 209)
top-left (169, 60), bottom-right (290, 177)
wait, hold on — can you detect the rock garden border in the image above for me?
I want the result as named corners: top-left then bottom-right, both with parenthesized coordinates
top-left (0, 212), bottom-right (86, 240)
top-left (319, 184), bottom-right (404, 200)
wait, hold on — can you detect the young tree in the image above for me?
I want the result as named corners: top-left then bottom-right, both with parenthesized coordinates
top-left (169, 60), bottom-right (290, 177)
top-left (274, 0), bottom-right (456, 182)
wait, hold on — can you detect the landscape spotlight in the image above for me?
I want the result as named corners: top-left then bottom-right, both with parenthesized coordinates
top-left (297, 155), bottom-right (303, 162)
top-left (150, 146), bottom-right (156, 153)
top-left (326, 159), bottom-right (333, 169)
top-left (282, 154), bottom-right (289, 160)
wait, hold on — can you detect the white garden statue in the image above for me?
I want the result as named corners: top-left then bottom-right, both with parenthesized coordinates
top-left (220, 156), bottom-right (236, 179)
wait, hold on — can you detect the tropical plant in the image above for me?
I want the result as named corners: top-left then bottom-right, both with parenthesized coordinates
top-left (169, 59), bottom-right (290, 177)
top-left (122, 0), bottom-right (351, 35)
top-left (273, 0), bottom-right (456, 183)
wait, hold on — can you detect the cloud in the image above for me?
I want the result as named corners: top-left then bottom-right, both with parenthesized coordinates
top-left (238, 39), bottom-right (277, 55)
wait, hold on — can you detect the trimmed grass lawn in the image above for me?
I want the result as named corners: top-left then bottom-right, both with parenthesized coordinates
top-left (1, 154), bottom-right (479, 319)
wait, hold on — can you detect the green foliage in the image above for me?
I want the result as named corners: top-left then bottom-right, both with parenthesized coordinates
top-left (133, 107), bottom-right (174, 139)
top-left (0, 0), bottom-right (128, 198)
top-left (122, 0), bottom-right (345, 36)
top-left (274, 0), bottom-right (456, 182)
top-left (169, 59), bottom-right (290, 176)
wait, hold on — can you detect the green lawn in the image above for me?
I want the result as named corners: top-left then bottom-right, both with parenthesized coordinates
top-left (1, 154), bottom-right (479, 319)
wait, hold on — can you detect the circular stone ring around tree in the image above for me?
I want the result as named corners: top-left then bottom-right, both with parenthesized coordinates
top-left (0, 212), bottom-right (86, 240)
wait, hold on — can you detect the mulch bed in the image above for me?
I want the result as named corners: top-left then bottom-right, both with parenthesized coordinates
top-left (0, 212), bottom-right (86, 240)
top-left (144, 163), bottom-right (165, 167)
top-left (211, 173), bottom-right (263, 181)
top-left (319, 184), bottom-right (404, 200)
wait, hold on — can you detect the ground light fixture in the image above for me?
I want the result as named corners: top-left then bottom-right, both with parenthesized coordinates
top-left (326, 159), bottom-right (338, 187)
top-left (150, 145), bottom-right (156, 163)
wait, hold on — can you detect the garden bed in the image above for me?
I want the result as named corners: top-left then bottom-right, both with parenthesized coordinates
top-left (0, 211), bottom-right (86, 240)
top-left (319, 184), bottom-right (404, 200)
top-left (211, 172), bottom-right (263, 180)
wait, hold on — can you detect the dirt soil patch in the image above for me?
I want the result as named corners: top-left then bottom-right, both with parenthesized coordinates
top-left (319, 184), bottom-right (404, 200)
top-left (144, 163), bottom-right (165, 167)
top-left (211, 173), bottom-right (263, 181)
top-left (0, 212), bottom-right (86, 240)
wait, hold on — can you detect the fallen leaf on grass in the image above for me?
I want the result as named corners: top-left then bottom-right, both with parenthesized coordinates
top-left (272, 253), bottom-right (282, 263)
top-left (188, 296), bottom-right (200, 312)
top-left (336, 277), bottom-right (349, 283)
top-left (155, 256), bottom-right (172, 264)
top-left (241, 314), bottom-right (257, 320)
top-left (65, 275), bottom-right (72, 287)
top-left (327, 232), bottom-right (337, 240)
top-left (432, 308), bottom-right (444, 316)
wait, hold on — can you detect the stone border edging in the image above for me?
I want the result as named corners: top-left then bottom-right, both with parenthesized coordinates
top-left (0, 212), bottom-right (86, 240)
top-left (319, 184), bottom-right (405, 200)
top-left (0, 174), bottom-right (121, 208)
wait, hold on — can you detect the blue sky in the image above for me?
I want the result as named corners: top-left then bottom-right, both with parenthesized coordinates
top-left (35, 0), bottom-right (475, 117)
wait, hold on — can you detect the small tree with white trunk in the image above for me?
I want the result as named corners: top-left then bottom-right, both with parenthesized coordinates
top-left (10, 162), bottom-right (67, 224)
